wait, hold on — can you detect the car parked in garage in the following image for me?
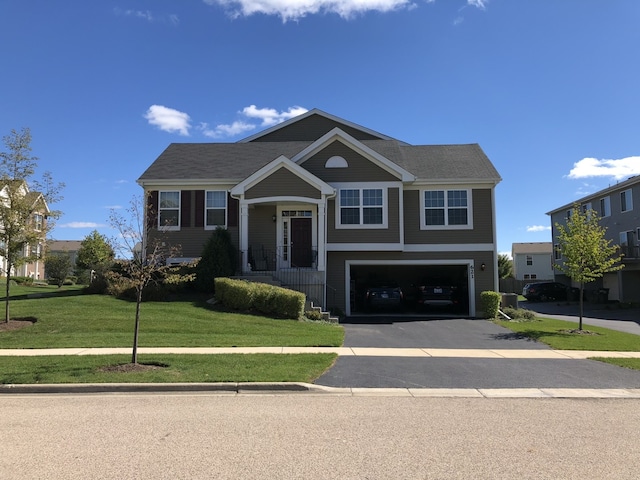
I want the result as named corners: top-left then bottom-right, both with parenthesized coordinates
top-left (522, 282), bottom-right (568, 302)
top-left (415, 281), bottom-right (461, 310)
top-left (364, 282), bottom-right (404, 312)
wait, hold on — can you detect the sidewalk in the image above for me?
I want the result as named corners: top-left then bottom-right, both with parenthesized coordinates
top-left (2, 346), bottom-right (640, 359)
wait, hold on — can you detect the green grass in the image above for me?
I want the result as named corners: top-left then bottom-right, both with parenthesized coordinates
top-left (0, 291), bottom-right (344, 348)
top-left (591, 358), bottom-right (640, 371)
top-left (495, 317), bottom-right (640, 351)
top-left (0, 353), bottom-right (337, 384)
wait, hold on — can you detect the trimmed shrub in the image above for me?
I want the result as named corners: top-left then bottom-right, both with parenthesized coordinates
top-left (501, 306), bottom-right (537, 321)
top-left (195, 228), bottom-right (237, 293)
top-left (480, 291), bottom-right (501, 319)
top-left (305, 310), bottom-right (324, 321)
top-left (214, 277), bottom-right (305, 320)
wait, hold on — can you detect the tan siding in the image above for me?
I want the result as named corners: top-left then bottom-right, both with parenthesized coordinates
top-left (245, 168), bottom-right (321, 200)
top-left (327, 188), bottom-right (400, 244)
top-left (148, 226), bottom-right (236, 259)
top-left (302, 141), bottom-right (398, 183)
top-left (248, 205), bottom-right (277, 255)
top-left (251, 114), bottom-right (383, 142)
top-left (404, 188), bottom-right (495, 244)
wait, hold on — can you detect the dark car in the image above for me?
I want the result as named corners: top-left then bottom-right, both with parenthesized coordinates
top-left (522, 282), bottom-right (568, 302)
top-left (364, 282), bottom-right (404, 312)
top-left (415, 282), bottom-right (460, 310)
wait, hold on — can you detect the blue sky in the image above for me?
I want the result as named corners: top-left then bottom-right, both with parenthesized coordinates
top-left (1, 0), bottom-right (639, 257)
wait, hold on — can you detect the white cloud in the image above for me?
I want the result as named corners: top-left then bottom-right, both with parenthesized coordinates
top-left (467, 0), bottom-right (488, 9)
top-left (567, 156), bottom-right (640, 181)
top-left (59, 222), bottom-right (106, 229)
top-left (114, 8), bottom-right (179, 24)
top-left (527, 225), bottom-right (551, 232)
top-left (144, 105), bottom-right (191, 136)
top-left (203, 0), bottom-right (414, 21)
top-left (199, 121), bottom-right (255, 139)
top-left (104, 205), bottom-right (123, 210)
top-left (241, 105), bottom-right (308, 127)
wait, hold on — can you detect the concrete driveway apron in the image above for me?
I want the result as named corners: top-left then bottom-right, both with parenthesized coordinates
top-left (314, 316), bottom-right (640, 389)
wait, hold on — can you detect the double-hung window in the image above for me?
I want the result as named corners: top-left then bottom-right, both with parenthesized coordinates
top-left (205, 191), bottom-right (227, 229)
top-left (422, 189), bottom-right (471, 229)
top-left (621, 189), bottom-right (633, 213)
top-left (159, 191), bottom-right (180, 230)
top-left (600, 196), bottom-right (611, 217)
top-left (34, 214), bottom-right (43, 231)
top-left (338, 187), bottom-right (385, 228)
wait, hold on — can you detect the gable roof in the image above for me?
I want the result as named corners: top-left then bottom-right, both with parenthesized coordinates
top-left (138, 110), bottom-right (501, 186)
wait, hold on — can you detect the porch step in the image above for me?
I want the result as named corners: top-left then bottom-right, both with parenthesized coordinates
top-left (306, 301), bottom-right (339, 324)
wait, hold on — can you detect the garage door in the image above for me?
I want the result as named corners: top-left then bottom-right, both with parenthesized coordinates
top-left (349, 263), bottom-right (470, 316)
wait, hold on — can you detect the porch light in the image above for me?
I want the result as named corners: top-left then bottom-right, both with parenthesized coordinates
top-left (272, 214), bottom-right (277, 223)
top-left (481, 262), bottom-right (486, 271)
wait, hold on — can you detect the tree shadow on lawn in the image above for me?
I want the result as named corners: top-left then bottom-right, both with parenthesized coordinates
top-left (491, 329), bottom-right (599, 343)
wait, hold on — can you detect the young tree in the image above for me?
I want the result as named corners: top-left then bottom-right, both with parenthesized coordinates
top-left (497, 253), bottom-right (514, 279)
top-left (76, 230), bottom-right (115, 280)
top-left (554, 205), bottom-right (624, 330)
top-left (0, 128), bottom-right (64, 322)
top-left (109, 195), bottom-right (192, 364)
top-left (45, 253), bottom-right (73, 287)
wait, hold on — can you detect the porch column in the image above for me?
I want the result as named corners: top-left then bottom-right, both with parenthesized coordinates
top-left (240, 202), bottom-right (250, 273)
top-left (317, 203), bottom-right (326, 271)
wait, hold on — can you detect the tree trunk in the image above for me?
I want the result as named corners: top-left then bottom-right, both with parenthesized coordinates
top-left (4, 270), bottom-right (10, 323)
top-left (132, 287), bottom-right (143, 364)
top-left (578, 283), bottom-right (584, 331)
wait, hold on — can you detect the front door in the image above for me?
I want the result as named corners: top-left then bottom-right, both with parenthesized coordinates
top-left (291, 218), bottom-right (312, 267)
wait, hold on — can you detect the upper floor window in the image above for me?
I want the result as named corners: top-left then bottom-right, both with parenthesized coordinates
top-left (526, 255), bottom-right (533, 266)
top-left (338, 187), bottom-right (385, 228)
top-left (600, 196), bottom-right (611, 217)
top-left (34, 214), bottom-right (43, 231)
top-left (159, 191), bottom-right (180, 230)
top-left (621, 189), bottom-right (633, 213)
top-left (421, 189), bottom-right (471, 229)
top-left (205, 191), bottom-right (227, 229)
top-left (554, 244), bottom-right (562, 260)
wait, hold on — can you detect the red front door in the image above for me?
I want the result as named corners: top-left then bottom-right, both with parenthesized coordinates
top-left (291, 218), bottom-right (312, 267)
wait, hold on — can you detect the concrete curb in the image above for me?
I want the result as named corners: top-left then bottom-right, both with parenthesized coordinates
top-left (2, 383), bottom-right (640, 398)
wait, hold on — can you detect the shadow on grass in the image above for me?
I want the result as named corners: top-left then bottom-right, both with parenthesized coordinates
top-left (491, 330), bottom-right (577, 342)
top-left (0, 288), bottom-right (88, 301)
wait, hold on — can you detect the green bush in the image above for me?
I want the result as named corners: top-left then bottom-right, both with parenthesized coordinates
top-left (11, 276), bottom-right (34, 286)
top-left (195, 228), bottom-right (237, 293)
top-left (480, 291), bottom-right (501, 319)
top-left (304, 310), bottom-right (324, 321)
top-left (501, 306), bottom-right (537, 321)
top-left (214, 278), bottom-right (305, 320)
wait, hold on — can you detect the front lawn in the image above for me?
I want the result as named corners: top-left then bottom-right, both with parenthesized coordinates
top-left (592, 358), bottom-right (640, 371)
top-left (0, 353), bottom-right (337, 384)
top-left (0, 292), bottom-right (344, 348)
top-left (495, 317), bottom-right (640, 351)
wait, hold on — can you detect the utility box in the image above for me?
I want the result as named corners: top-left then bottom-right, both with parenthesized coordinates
top-left (500, 293), bottom-right (518, 309)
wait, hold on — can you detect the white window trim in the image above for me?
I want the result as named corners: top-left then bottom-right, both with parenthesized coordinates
top-left (158, 190), bottom-right (180, 231)
top-left (621, 189), bottom-right (633, 213)
top-left (204, 190), bottom-right (228, 230)
top-left (334, 183), bottom-right (389, 230)
top-left (420, 188), bottom-right (473, 230)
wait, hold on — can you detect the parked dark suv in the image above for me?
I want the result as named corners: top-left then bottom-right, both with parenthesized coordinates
top-left (364, 282), bottom-right (404, 312)
top-left (522, 282), bottom-right (568, 302)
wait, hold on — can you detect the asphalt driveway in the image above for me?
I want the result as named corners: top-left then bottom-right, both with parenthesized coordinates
top-left (314, 316), bottom-right (640, 389)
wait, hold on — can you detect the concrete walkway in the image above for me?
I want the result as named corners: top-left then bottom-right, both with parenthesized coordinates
top-left (1, 346), bottom-right (640, 359)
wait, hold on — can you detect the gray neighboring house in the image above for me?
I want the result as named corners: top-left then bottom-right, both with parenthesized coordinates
top-left (138, 109), bottom-right (502, 316)
top-left (547, 175), bottom-right (640, 303)
top-left (512, 242), bottom-right (554, 281)
top-left (47, 240), bottom-right (82, 266)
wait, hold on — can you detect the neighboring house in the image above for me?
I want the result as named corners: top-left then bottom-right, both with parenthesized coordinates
top-left (138, 109), bottom-right (502, 316)
top-left (47, 240), bottom-right (83, 267)
top-left (0, 180), bottom-right (49, 280)
top-left (547, 175), bottom-right (640, 302)
top-left (511, 242), bottom-right (554, 281)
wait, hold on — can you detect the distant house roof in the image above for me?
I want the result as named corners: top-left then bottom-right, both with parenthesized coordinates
top-left (546, 175), bottom-right (640, 215)
top-left (48, 240), bottom-right (82, 252)
top-left (512, 242), bottom-right (553, 255)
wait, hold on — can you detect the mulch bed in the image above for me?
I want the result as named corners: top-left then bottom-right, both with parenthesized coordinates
top-left (0, 317), bottom-right (37, 332)
top-left (559, 329), bottom-right (601, 336)
top-left (98, 363), bottom-right (168, 373)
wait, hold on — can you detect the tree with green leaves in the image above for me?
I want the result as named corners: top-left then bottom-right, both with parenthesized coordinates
top-left (497, 253), bottom-right (513, 279)
top-left (194, 227), bottom-right (237, 293)
top-left (76, 230), bottom-right (114, 279)
top-left (45, 252), bottom-right (73, 287)
top-left (554, 205), bottom-right (624, 330)
top-left (0, 128), bottom-right (64, 322)
top-left (109, 195), bottom-right (192, 364)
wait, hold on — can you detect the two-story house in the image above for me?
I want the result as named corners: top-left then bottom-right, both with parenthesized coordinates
top-left (0, 180), bottom-right (49, 280)
top-left (547, 175), bottom-right (640, 303)
top-left (511, 242), bottom-right (554, 281)
top-left (138, 109), bottom-right (502, 317)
